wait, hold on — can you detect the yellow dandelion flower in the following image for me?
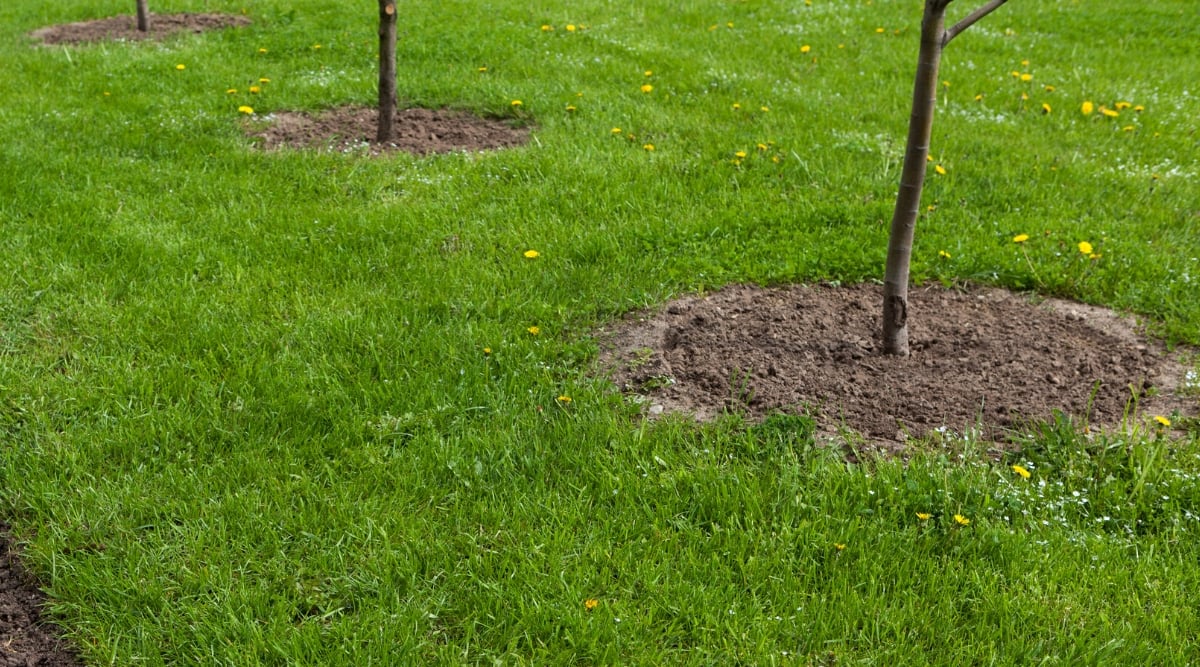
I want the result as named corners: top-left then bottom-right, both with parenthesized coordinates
top-left (934, 164), bottom-right (947, 175)
top-left (928, 205), bottom-right (937, 212)
top-left (527, 326), bottom-right (541, 335)
top-left (483, 347), bottom-right (492, 355)
top-left (942, 80), bottom-right (951, 87)
top-left (1077, 241), bottom-right (1093, 254)
top-left (800, 45), bottom-right (811, 54)
top-left (1081, 101), bottom-right (1094, 115)
top-left (565, 105), bottom-right (576, 112)
top-left (226, 88), bottom-right (238, 94)
top-left (643, 143), bottom-right (655, 151)
top-left (771, 156), bottom-right (781, 163)
top-left (249, 85), bottom-right (261, 94)
top-left (1115, 101), bottom-right (1131, 110)
top-left (641, 84), bottom-right (653, 93)
top-left (311, 44), bottom-right (322, 49)
top-left (610, 127), bottom-right (622, 134)
top-left (876, 27), bottom-right (885, 33)
top-left (477, 66), bottom-right (488, 72)
top-left (103, 91), bottom-right (111, 96)
top-left (1042, 103), bottom-right (1052, 114)
top-left (974, 94), bottom-right (984, 101)
top-left (511, 100), bottom-right (523, 107)
top-left (735, 150), bottom-right (747, 159)
top-left (1021, 59), bottom-right (1030, 66)
top-left (175, 64), bottom-right (186, 70)
top-left (916, 512), bottom-right (932, 521)
top-left (732, 103), bottom-right (741, 110)
top-left (1012, 234), bottom-right (1029, 243)
top-left (1020, 73), bottom-right (1033, 82)
top-left (237, 105), bottom-right (254, 114)
top-left (1021, 92), bottom-right (1029, 101)
top-left (760, 106), bottom-right (770, 112)
top-left (1044, 85), bottom-right (1056, 92)
top-left (259, 77), bottom-right (271, 83)
top-left (1134, 105), bottom-right (1145, 112)
top-left (644, 70), bottom-right (653, 77)
top-left (1089, 253), bottom-right (1102, 260)
top-left (557, 395), bottom-right (572, 404)
top-left (1155, 415), bottom-right (1171, 427)
top-left (938, 250), bottom-right (951, 259)
top-left (1010, 70), bottom-right (1021, 78)
top-left (257, 47), bottom-right (268, 54)
top-left (1100, 106), bottom-right (1119, 118)
top-left (1122, 125), bottom-right (1135, 132)
top-left (727, 22), bottom-right (734, 28)
top-left (834, 543), bottom-right (846, 551)
top-left (540, 25), bottom-right (553, 31)
top-left (756, 143), bottom-right (768, 151)
top-left (953, 514), bottom-right (971, 526)
top-left (1011, 464), bottom-right (1031, 479)
top-left (523, 249), bottom-right (540, 259)
top-left (566, 24), bottom-right (576, 32)
top-left (585, 598), bottom-right (598, 611)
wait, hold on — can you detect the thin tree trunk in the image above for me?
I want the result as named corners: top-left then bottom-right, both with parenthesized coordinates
top-left (880, 0), bottom-right (1008, 356)
top-left (377, 1), bottom-right (398, 143)
top-left (136, 0), bottom-right (150, 32)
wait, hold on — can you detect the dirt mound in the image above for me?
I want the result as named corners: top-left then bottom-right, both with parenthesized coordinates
top-left (29, 13), bottom-right (250, 45)
top-left (246, 106), bottom-right (532, 155)
top-left (601, 283), bottom-right (1195, 449)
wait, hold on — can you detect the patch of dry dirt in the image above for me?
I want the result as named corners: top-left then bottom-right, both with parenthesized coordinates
top-left (246, 106), bottom-right (532, 155)
top-left (28, 13), bottom-right (251, 45)
top-left (601, 283), bottom-right (1196, 448)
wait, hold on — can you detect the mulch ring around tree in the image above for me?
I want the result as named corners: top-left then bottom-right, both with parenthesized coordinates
top-left (1, 526), bottom-right (84, 667)
top-left (600, 282), bottom-right (1197, 453)
top-left (245, 106), bottom-right (532, 155)
top-left (28, 13), bottom-right (251, 45)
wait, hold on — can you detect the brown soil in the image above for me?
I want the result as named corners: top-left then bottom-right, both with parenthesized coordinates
top-left (28, 13), bottom-right (250, 45)
top-left (1, 526), bottom-right (83, 667)
top-left (247, 106), bottom-right (532, 155)
top-left (601, 283), bottom-right (1196, 449)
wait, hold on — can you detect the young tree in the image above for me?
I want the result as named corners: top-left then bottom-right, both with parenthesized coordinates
top-left (136, 0), bottom-right (150, 32)
top-left (377, 1), bottom-right (398, 143)
top-left (881, 0), bottom-right (1009, 355)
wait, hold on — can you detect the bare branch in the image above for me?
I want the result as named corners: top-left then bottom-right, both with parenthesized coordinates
top-left (943, 0), bottom-right (1009, 44)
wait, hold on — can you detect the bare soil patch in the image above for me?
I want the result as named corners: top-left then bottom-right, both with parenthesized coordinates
top-left (0, 526), bottom-right (83, 667)
top-left (247, 106), bottom-right (532, 155)
top-left (28, 13), bottom-right (250, 46)
top-left (601, 283), bottom-right (1195, 449)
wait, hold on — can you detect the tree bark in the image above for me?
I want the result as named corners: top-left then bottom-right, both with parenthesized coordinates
top-left (377, 1), bottom-right (398, 143)
top-left (136, 0), bottom-right (150, 32)
top-left (880, 0), bottom-right (1008, 356)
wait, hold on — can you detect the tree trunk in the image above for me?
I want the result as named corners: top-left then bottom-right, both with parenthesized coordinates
top-left (136, 0), bottom-right (150, 32)
top-left (377, 1), bottom-right (398, 143)
top-left (880, 0), bottom-right (1009, 356)
top-left (881, 0), bottom-right (948, 356)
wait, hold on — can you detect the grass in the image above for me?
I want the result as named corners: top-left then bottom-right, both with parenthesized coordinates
top-left (1, 0), bottom-right (1198, 663)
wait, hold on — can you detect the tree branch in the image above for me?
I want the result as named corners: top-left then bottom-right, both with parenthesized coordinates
top-left (943, 0), bottom-right (1009, 44)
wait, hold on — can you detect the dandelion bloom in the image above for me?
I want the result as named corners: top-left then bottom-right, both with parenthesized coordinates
top-left (610, 127), bottom-right (622, 134)
top-left (732, 103), bottom-right (741, 110)
top-left (644, 70), bottom-right (653, 77)
top-left (557, 395), bottom-right (572, 404)
top-left (527, 326), bottom-right (541, 335)
top-left (1100, 107), bottom-right (1119, 118)
top-left (584, 599), bottom-right (598, 611)
top-left (1077, 241), bottom-right (1093, 255)
top-left (483, 347), bottom-right (492, 355)
top-left (641, 84), bottom-right (653, 93)
top-left (800, 45), bottom-right (811, 54)
top-left (1020, 73), bottom-right (1033, 82)
top-left (834, 543), bottom-right (846, 551)
top-left (541, 24), bottom-right (553, 32)
top-left (1115, 101), bottom-right (1131, 110)
top-left (1155, 415), bottom-right (1171, 427)
top-left (1122, 125), bottom-right (1135, 132)
top-left (565, 105), bottom-right (576, 112)
top-left (523, 249), bottom-right (540, 259)
top-left (1012, 234), bottom-right (1029, 243)
top-left (760, 106), bottom-right (770, 112)
top-left (938, 250), bottom-right (951, 259)
top-left (1044, 85), bottom-right (1056, 92)
top-left (953, 514), bottom-right (971, 526)
top-left (643, 143), bottom-right (655, 151)
top-left (511, 100), bottom-right (523, 107)
top-left (478, 67), bottom-right (488, 72)
top-left (249, 85), bottom-right (261, 94)
top-left (756, 143), bottom-right (768, 151)
top-left (1042, 103), bottom-right (1052, 114)
top-left (916, 512), bottom-right (932, 521)
top-left (1134, 105), bottom-right (1145, 112)
top-left (1012, 464), bottom-right (1031, 479)
top-left (257, 47), bottom-right (268, 54)
top-left (875, 27), bottom-right (885, 33)
top-left (1010, 71), bottom-right (1021, 78)
top-left (175, 64), bottom-right (186, 70)
top-left (974, 94), bottom-right (983, 101)
top-left (237, 106), bottom-right (254, 114)
top-left (934, 164), bottom-right (947, 175)
top-left (566, 24), bottom-right (576, 32)
top-left (226, 88), bottom-right (238, 94)
top-left (311, 44), bottom-right (322, 49)
top-left (259, 78), bottom-right (271, 84)
top-left (1081, 101), bottom-right (1094, 115)
top-left (735, 150), bottom-right (747, 159)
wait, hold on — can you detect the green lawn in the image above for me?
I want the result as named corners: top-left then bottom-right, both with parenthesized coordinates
top-left (2, 0), bottom-right (1198, 664)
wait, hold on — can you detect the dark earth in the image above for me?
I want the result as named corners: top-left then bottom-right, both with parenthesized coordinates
top-left (602, 282), bottom-right (1195, 450)
top-left (28, 13), bottom-right (250, 45)
top-left (246, 106), bottom-right (532, 155)
top-left (9, 14), bottom-right (1195, 667)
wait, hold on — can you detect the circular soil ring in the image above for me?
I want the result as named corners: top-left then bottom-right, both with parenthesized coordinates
top-left (29, 13), bottom-right (251, 45)
top-left (246, 106), bottom-right (532, 155)
top-left (600, 283), bottom-right (1196, 448)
